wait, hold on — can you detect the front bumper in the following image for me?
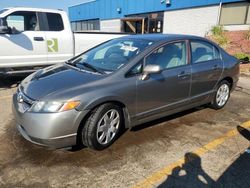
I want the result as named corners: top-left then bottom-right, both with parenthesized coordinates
top-left (12, 93), bottom-right (89, 149)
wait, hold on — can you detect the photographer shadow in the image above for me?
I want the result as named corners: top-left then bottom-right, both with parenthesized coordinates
top-left (158, 126), bottom-right (250, 188)
top-left (159, 152), bottom-right (215, 188)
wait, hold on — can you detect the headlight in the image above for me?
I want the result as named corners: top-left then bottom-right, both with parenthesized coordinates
top-left (29, 101), bottom-right (80, 113)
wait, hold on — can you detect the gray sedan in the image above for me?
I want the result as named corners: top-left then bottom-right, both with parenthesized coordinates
top-left (12, 34), bottom-right (240, 150)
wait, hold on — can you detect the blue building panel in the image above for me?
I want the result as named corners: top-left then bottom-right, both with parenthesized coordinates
top-left (69, 0), bottom-right (244, 21)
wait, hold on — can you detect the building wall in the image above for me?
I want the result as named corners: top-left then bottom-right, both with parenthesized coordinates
top-left (163, 5), bottom-right (220, 36)
top-left (100, 19), bottom-right (121, 32)
top-left (69, 0), bottom-right (243, 21)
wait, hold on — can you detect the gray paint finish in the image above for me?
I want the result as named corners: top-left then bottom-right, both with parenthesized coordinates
top-left (12, 34), bottom-right (240, 148)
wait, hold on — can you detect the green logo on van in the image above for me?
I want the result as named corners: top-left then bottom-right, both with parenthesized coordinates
top-left (47, 38), bottom-right (58, 52)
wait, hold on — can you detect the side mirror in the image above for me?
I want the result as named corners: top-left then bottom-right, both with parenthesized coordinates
top-left (141, 64), bottom-right (161, 81)
top-left (0, 18), bottom-right (9, 34)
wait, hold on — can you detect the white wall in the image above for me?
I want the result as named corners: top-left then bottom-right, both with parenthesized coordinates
top-left (100, 19), bottom-right (121, 32)
top-left (163, 5), bottom-right (220, 36)
top-left (223, 25), bottom-right (250, 31)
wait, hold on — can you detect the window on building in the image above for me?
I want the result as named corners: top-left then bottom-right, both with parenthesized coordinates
top-left (71, 22), bottom-right (77, 31)
top-left (71, 19), bottom-right (100, 31)
top-left (145, 42), bottom-right (187, 70)
top-left (247, 6), bottom-right (250, 24)
top-left (122, 12), bottom-right (164, 34)
top-left (220, 2), bottom-right (250, 25)
top-left (76, 21), bottom-right (81, 31)
top-left (190, 41), bottom-right (220, 64)
top-left (46, 13), bottom-right (64, 31)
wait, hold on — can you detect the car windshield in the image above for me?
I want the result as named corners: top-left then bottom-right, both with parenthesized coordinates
top-left (70, 39), bottom-right (154, 73)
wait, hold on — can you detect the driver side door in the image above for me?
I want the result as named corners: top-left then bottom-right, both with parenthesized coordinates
top-left (0, 11), bottom-right (47, 68)
top-left (136, 41), bottom-right (191, 122)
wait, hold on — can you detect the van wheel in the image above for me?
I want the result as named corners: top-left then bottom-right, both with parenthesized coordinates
top-left (81, 103), bottom-right (123, 150)
top-left (210, 80), bottom-right (231, 110)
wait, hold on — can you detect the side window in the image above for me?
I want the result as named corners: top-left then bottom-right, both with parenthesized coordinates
top-left (46, 13), bottom-right (64, 31)
top-left (6, 11), bottom-right (39, 33)
top-left (191, 41), bottom-right (220, 64)
top-left (145, 42), bottom-right (187, 70)
top-left (126, 62), bottom-right (143, 77)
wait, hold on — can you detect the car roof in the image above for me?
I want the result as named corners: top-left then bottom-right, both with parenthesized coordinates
top-left (120, 33), bottom-right (205, 42)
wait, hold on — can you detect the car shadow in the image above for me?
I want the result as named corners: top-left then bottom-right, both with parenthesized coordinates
top-left (237, 125), bottom-right (250, 141)
top-left (216, 150), bottom-right (250, 188)
top-left (131, 106), bottom-right (207, 132)
top-left (68, 106), bottom-right (208, 152)
top-left (0, 75), bottom-right (24, 90)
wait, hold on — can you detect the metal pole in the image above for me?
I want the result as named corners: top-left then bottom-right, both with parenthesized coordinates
top-left (217, 0), bottom-right (222, 25)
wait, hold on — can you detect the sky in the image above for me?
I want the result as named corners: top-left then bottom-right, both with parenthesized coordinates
top-left (0, 0), bottom-right (91, 12)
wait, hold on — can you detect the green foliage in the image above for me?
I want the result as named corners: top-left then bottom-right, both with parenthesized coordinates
top-left (213, 35), bottom-right (229, 48)
top-left (210, 25), bottom-right (229, 48)
top-left (211, 26), bottom-right (224, 36)
top-left (246, 29), bottom-right (250, 40)
top-left (234, 53), bottom-right (250, 60)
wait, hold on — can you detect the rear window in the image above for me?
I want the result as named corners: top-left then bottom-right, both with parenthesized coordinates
top-left (46, 13), bottom-right (64, 31)
top-left (191, 41), bottom-right (220, 64)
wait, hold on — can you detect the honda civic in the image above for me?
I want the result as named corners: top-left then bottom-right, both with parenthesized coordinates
top-left (12, 34), bottom-right (240, 150)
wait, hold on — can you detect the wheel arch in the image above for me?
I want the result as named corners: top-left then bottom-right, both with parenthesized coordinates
top-left (219, 76), bottom-right (234, 89)
top-left (76, 99), bottom-right (131, 146)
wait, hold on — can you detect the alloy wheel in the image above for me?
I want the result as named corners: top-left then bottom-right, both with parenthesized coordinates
top-left (216, 84), bottom-right (230, 107)
top-left (96, 109), bottom-right (120, 145)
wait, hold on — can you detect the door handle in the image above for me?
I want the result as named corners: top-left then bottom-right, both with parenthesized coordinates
top-left (33, 37), bottom-right (44, 41)
top-left (178, 71), bottom-right (191, 79)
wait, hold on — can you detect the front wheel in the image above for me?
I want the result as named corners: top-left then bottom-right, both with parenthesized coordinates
top-left (80, 103), bottom-right (123, 150)
top-left (210, 80), bottom-right (231, 110)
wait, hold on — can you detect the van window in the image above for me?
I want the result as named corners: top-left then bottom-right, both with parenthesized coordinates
top-left (191, 41), bottom-right (220, 64)
top-left (46, 13), bottom-right (64, 31)
top-left (6, 11), bottom-right (39, 33)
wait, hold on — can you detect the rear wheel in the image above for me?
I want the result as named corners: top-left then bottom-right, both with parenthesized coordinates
top-left (210, 80), bottom-right (231, 110)
top-left (80, 103), bottom-right (123, 150)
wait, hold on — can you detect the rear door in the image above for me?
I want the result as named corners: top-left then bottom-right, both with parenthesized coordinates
top-left (0, 11), bottom-right (47, 68)
top-left (42, 12), bottom-right (74, 64)
top-left (136, 41), bottom-right (191, 120)
top-left (190, 40), bottom-right (223, 102)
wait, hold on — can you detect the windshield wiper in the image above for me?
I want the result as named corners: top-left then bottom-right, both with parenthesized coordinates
top-left (82, 62), bottom-right (105, 74)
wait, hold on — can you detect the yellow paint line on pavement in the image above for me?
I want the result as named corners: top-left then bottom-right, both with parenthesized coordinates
top-left (0, 95), bottom-right (12, 100)
top-left (133, 120), bottom-right (250, 188)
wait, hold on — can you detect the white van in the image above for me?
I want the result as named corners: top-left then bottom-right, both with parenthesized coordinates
top-left (0, 7), bottom-right (125, 75)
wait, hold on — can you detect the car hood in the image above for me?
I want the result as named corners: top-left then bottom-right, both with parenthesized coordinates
top-left (20, 64), bottom-right (105, 100)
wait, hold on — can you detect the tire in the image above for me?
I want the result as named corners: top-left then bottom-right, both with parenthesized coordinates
top-left (210, 80), bottom-right (231, 110)
top-left (80, 103), bottom-right (123, 150)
